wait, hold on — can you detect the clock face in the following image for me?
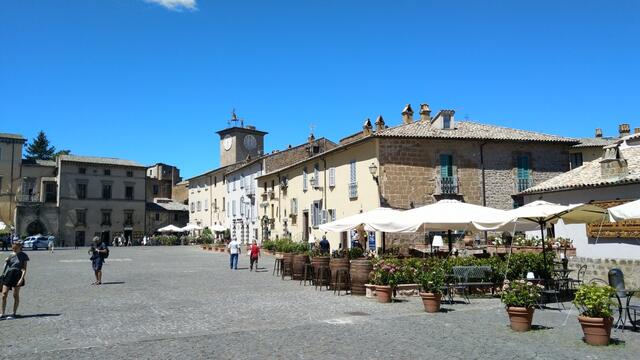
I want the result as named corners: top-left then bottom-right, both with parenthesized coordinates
top-left (223, 135), bottom-right (233, 151)
top-left (243, 134), bottom-right (257, 151)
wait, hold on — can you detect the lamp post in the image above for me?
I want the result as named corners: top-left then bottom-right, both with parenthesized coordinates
top-left (368, 162), bottom-right (378, 182)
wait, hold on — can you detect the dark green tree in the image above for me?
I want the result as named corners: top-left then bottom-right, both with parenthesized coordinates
top-left (25, 131), bottom-right (56, 160)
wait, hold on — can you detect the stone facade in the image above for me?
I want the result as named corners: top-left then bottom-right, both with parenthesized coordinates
top-left (0, 133), bottom-right (26, 227)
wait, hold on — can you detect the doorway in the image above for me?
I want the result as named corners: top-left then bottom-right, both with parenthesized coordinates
top-left (302, 211), bottom-right (309, 242)
top-left (101, 231), bottom-right (110, 245)
top-left (26, 220), bottom-right (46, 236)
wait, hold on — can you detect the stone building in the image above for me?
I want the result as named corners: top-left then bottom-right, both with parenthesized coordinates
top-left (146, 163), bottom-right (182, 201)
top-left (188, 166), bottom-right (232, 232)
top-left (569, 127), bottom-right (621, 170)
top-left (521, 131), bottom-right (640, 288)
top-left (146, 198), bottom-right (189, 235)
top-left (0, 133), bottom-right (26, 228)
top-left (258, 103), bottom-right (578, 250)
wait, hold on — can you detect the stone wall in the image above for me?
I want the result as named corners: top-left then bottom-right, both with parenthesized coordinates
top-left (570, 257), bottom-right (640, 289)
top-left (378, 138), bottom-right (571, 248)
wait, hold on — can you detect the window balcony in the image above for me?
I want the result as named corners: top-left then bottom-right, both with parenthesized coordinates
top-left (516, 178), bottom-right (533, 193)
top-left (436, 176), bottom-right (458, 195)
top-left (348, 182), bottom-right (358, 199)
top-left (16, 194), bottom-right (41, 203)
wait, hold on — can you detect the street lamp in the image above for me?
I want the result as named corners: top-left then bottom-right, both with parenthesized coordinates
top-left (368, 162), bottom-right (378, 182)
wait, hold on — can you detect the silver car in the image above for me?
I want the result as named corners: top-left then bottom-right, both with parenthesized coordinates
top-left (23, 235), bottom-right (53, 250)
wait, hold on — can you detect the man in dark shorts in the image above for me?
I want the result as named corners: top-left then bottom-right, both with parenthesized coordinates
top-left (89, 237), bottom-right (108, 285)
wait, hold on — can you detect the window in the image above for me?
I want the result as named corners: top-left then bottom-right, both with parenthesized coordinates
top-left (149, 170), bottom-right (152, 176)
top-left (240, 175), bottom-right (245, 188)
top-left (227, 179), bottom-right (230, 192)
top-left (516, 155), bottom-right (531, 192)
top-left (570, 153), bottom-right (583, 169)
top-left (328, 209), bottom-right (336, 222)
top-left (348, 161), bottom-right (357, 199)
top-left (125, 186), bottom-right (134, 200)
top-left (77, 183), bottom-right (87, 199)
top-left (190, 202), bottom-right (195, 212)
top-left (79, 167), bottom-right (86, 174)
top-left (214, 199), bottom-right (218, 211)
top-left (311, 200), bottom-right (323, 227)
top-left (155, 213), bottom-right (160, 221)
top-left (232, 200), bottom-right (237, 216)
top-left (101, 210), bottom-right (112, 226)
top-left (240, 196), bottom-right (245, 215)
top-left (44, 182), bottom-right (57, 203)
top-left (204, 199), bottom-right (209, 211)
top-left (214, 176), bottom-right (217, 187)
top-left (328, 168), bottom-right (336, 187)
top-left (271, 180), bottom-right (275, 191)
top-left (104, 169), bottom-right (111, 176)
top-left (153, 184), bottom-right (159, 195)
top-left (439, 154), bottom-right (454, 178)
top-left (222, 197), bottom-right (226, 211)
top-left (102, 184), bottom-right (112, 200)
top-left (438, 154), bottom-right (457, 194)
top-left (76, 210), bottom-right (86, 226)
top-left (232, 177), bottom-right (236, 191)
top-left (126, 170), bottom-right (133, 177)
top-left (303, 168), bottom-right (308, 192)
top-left (75, 231), bottom-right (86, 247)
top-left (197, 201), bottom-right (202, 211)
top-left (443, 114), bottom-right (451, 129)
top-left (124, 210), bottom-right (134, 226)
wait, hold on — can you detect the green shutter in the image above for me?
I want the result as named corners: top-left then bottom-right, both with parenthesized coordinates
top-left (440, 154), bottom-right (453, 177)
top-left (517, 155), bottom-right (530, 179)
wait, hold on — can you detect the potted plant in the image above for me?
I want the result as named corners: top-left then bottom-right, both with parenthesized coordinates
top-left (501, 279), bottom-right (543, 331)
top-left (370, 259), bottom-right (400, 303)
top-left (573, 283), bottom-right (616, 346)
top-left (418, 267), bottom-right (446, 313)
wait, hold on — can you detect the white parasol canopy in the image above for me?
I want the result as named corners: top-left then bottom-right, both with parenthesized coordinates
top-left (210, 224), bottom-right (227, 232)
top-left (0, 221), bottom-right (6, 231)
top-left (608, 199), bottom-right (640, 222)
top-left (158, 224), bottom-right (183, 233)
top-left (181, 223), bottom-right (203, 232)
top-left (402, 199), bottom-right (517, 231)
top-left (319, 207), bottom-right (419, 233)
top-left (507, 200), bottom-right (608, 225)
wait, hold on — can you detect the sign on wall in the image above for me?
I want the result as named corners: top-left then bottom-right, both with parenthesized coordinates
top-left (587, 200), bottom-right (640, 238)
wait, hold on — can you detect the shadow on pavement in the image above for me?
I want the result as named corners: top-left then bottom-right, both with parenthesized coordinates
top-left (100, 281), bottom-right (125, 285)
top-left (15, 313), bottom-right (62, 319)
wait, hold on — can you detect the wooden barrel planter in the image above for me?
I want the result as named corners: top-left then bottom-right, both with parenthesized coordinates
top-left (330, 258), bottom-right (350, 290)
top-left (292, 254), bottom-right (309, 280)
top-left (282, 253), bottom-right (294, 278)
top-left (350, 259), bottom-right (373, 296)
top-left (311, 256), bottom-right (331, 286)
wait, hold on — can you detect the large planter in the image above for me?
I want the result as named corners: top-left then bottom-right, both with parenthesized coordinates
top-left (292, 254), bottom-right (310, 280)
top-left (506, 306), bottom-right (535, 332)
top-left (275, 252), bottom-right (284, 259)
top-left (578, 316), bottom-right (613, 346)
top-left (419, 292), bottom-right (442, 313)
top-left (375, 285), bottom-right (393, 303)
top-left (282, 253), bottom-right (294, 277)
top-left (350, 259), bottom-right (373, 296)
top-left (329, 258), bottom-right (350, 290)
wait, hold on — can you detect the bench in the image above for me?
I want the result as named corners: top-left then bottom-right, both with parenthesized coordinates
top-left (451, 266), bottom-right (494, 304)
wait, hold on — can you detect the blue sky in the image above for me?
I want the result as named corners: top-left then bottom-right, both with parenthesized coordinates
top-left (1, 1), bottom-right (639, 179)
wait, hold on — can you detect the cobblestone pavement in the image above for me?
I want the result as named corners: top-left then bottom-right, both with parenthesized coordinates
top-left (0, 247), bottom-right (638, 359)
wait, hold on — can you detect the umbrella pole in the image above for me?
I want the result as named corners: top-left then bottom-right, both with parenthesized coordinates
top-left (539, 221), bottom-right (548, 283)
top-left (447, 230), bottom-right (453, 256)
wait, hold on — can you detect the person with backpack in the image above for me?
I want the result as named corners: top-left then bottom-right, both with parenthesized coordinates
top-left (249, 240), bottom-right (260, 272)
top-left (89, 236), bottom-right (108, 285)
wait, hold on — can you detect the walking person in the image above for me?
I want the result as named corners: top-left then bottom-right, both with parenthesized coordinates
top-left (48, 238), bottom-right (54, 254)
top-left (249, 240), bottom-right (260, 272)
top-left (1, 242), bottom-right (29, 320)
top-left (89, 237), bottom-right (108, 285)
top-left (319, 233), bottom-right (330, 255)
top-left (227, 238), bottom-right (241, 270)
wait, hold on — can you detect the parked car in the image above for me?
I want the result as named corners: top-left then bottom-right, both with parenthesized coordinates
top-left (23, 235), bottom-right (54, 250)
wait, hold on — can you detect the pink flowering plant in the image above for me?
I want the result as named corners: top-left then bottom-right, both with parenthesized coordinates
top-left (501, 279), bottom-right (543, 308)
top-left (371, 259), bottom-right (401, 287)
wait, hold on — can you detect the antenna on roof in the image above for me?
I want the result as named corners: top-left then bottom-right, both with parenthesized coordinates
top-left (309, 123), bottom-right (316, 136)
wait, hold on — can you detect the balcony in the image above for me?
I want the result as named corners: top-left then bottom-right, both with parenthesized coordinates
top-left (246, 185), bottom-right (256, 196)
top-left (516, 178), bottom-right (533, 193)
top-left (348, 182), bottom-right (358, 199)
top-left (437, 176), bottom-right (458, 195)
top-left (16, 194), bottom-right (41, 204)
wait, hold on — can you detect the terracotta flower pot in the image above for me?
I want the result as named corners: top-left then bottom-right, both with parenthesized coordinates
top-left (375, 285), bottom-right (393, 303)
top-left (419, 292), bottom-right (442, 313)
top-left (506, 306), bottom-right (534, 332)
top-left (578, 316), bottom-right (613, 346)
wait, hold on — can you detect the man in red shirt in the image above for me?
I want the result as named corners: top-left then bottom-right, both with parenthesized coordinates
top-left (249, 240), bottom-right (260, 272)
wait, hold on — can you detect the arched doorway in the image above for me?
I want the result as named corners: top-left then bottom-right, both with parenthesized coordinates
top-left (26, 220), bottom-right (47, 236)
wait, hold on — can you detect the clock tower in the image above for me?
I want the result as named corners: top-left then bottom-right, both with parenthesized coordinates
top-left (216, 111), bottom-right (267, 167)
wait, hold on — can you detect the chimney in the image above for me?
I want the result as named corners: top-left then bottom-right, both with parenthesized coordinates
top-left (595, 128), bottom-right (602, 138)
top-left (401, 104), bottom-right (414, 124)
top-left (635, 128), bottom-right (640, 134)
top-left (362, 118), bottom-right (373, 136)
top-left (419, 103), bottom-right (431, 122)
top-left (375, 115), bottom-right (385, 132)
top-left (619, 123), bottom-right (630, 137)
top-left (308, 132), bottom-right (315, 144)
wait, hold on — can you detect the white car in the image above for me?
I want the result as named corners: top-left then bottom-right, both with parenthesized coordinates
top-left (23, 235), bottom-right (54, 250)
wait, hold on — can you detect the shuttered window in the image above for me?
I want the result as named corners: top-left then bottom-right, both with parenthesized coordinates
top-left (517, 155), bottom-right (530, 179)
top-left (439, 154), bottom-right (453, 177)
top-left (328, 168), bottom-right (336, 187)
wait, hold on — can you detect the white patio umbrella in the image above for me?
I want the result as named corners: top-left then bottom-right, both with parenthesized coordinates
top-left (319, 207), bottom-right (419, 233)
top-left (609, 199), bottom-right (640, 222)
top-left (506, 200), bottom-right (608, 278)
top-left (0, 221), bottom-right (6, 231)
top-left (157, 224), bottom-right (183, 233)
top-left (181, 223), bottom-right (203, 232)
top-left (210, 224), bottom-right (227, 232)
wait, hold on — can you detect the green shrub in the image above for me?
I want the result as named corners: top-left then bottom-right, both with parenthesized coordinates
top-left (418, 266), bottom-right (446, 294)
top-left (501, 279), bottom-right (543, 308)
top-left (573, 283), bottom-right (616, 318)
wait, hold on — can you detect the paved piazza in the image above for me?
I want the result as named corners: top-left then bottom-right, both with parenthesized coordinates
top-left (1, 247), bottom-right (638, 359)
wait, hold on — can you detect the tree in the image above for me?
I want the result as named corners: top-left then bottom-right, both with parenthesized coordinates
top-left (24, 131), bottom-right (58, 160)
top-left (54, 149), bottom-right (71, 158)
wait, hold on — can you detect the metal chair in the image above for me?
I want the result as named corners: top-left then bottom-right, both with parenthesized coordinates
top-left (540, 276), bottom-right (564, 310)
top-left (272, 258), bottom-right (283, 277)
top-left (300, 263), bottom-right (315, 286)
top-left (281, 258), bottom-right (293, 280)
top-left (315, 265), bottom-right (330, 291)
top-left (569, 265), bottom-right (587, 289)
top-left (333, 268), bottom-right (351, 296)
top-left (608, 268), bottom-right (636, 331)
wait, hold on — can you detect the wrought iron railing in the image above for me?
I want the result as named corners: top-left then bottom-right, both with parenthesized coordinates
top-left (516, 178), bottom-right (533, 192)
top-left (348, 182), bottom-right (358, 199)
top-left (16, 194), bottom-right (41, 203)
top-left (437, 176), bottom-right (458, 195)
